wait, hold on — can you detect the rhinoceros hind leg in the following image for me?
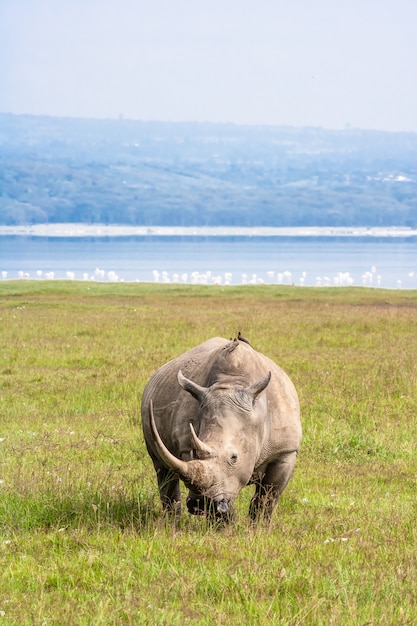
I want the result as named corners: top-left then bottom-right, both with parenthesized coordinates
top-left (156, 467), bottom-right (182, 516)
top-left (249, 451), bottom-right (297, 522)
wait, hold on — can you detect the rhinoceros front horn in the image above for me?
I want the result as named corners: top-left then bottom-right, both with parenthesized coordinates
top-left (149, 400), bottom-right (210, 488)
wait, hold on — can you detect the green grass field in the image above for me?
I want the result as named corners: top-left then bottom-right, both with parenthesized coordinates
top-left (1, 281), bottom-right (416, 625)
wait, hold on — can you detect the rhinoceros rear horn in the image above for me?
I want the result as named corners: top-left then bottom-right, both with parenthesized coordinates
top-left (247, 371), bottom-right (271, 401)
top-left (190, 423), bottom-right (214, 458)
top-left (177, 370), bottom-right (207, 403)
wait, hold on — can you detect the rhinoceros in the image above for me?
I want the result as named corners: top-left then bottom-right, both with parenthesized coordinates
top-left (141, 334), bottom-right (301, 522)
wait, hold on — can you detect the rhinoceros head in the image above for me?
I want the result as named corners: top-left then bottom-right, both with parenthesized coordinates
top-left (150, 368), bottom-right (271, 521)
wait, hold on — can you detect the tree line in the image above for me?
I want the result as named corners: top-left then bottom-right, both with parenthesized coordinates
top-left (1, 113), bottom-right (416, 227)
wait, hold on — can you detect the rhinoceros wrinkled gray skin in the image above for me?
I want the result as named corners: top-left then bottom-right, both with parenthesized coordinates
top-left (141, 335), bottom-right (301, 523)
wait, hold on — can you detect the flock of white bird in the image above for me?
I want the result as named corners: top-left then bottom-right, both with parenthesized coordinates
top-left (1, 266), bottom-right (415, 288)
top-left (151, 267), bottom-right (378, 286)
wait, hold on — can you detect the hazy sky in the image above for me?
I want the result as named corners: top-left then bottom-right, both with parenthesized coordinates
top-left (1, 0), bottom-right (416, 131)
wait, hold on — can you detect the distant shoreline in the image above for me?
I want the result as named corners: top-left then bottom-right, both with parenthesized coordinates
top-left (1, 224), bottom-right (417, 238)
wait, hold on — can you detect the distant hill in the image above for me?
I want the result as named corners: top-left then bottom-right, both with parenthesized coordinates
top-left (0, 113), bottom-right (416, 228)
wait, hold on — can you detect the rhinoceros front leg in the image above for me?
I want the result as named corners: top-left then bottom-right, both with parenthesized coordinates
top-left (249, 451), bottom-right (298, 522)
top-left (156, 466), bottom-right (182, 516)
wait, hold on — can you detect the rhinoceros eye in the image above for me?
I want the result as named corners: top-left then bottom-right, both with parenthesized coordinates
top-left (230, 452), bottom-right (238, 465)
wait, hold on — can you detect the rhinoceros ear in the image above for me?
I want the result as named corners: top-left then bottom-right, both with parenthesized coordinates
top-left (177, 370), bottom-right (208, 403)
top-left (246, 371), bottom-right (271, 402)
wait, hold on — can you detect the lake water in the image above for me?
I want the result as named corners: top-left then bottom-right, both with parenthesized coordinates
top-left (1, 235), bottom-right (417, 289)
